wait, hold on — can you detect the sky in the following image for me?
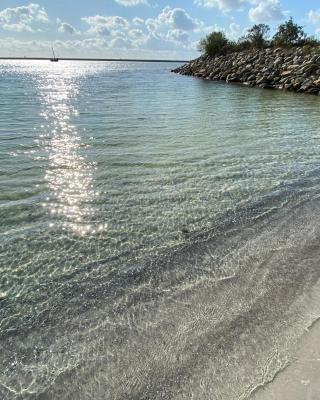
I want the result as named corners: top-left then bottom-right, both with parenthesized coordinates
top-left (1, 1), bottom-right (320, 60)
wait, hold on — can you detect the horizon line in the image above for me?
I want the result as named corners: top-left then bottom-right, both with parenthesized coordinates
top-left (0, 57), bottom-right (189, 63)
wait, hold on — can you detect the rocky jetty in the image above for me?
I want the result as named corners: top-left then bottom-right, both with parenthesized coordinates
top-left (172, 47), bottom-right (320, 95)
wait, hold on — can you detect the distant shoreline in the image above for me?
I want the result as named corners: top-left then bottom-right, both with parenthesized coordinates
top-left (0, 57), bottom-right (188, 63)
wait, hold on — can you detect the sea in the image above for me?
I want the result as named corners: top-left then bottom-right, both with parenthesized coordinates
top-left (1, 60), bottom-right (320, 399)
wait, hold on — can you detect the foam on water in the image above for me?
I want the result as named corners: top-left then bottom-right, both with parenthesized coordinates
top-left (1, 60), bottom-right (320, 399)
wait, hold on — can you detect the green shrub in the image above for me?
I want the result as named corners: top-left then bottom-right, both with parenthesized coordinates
top-left (234, 38), bottom-right (256, 52)
top-left (246, 24), bottom-right (270, 49)
top-left (198, 31), bottom-right (230, 56)
top-left (300, 37), bottom-right (320, 48)
top-left (197, 19), bottom-right (319, 57)
top-left (302, 40), bottom-right (320, 55)
top-left (272, 17), bottom-right (306, 47)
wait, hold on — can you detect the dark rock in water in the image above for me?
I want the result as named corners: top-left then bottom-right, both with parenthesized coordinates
top-left (307, 87), bottom-right (320, 95)
top-left (226, 74), bottom-right (240, 83)
top-left (181, 227), bottom-right (190, 236)
top-left (260, 83), bottom-right (274, 89)
top-left (256, 76), bottom-right (270, 85)
top-left (172, 47), bottom-right (320, 95)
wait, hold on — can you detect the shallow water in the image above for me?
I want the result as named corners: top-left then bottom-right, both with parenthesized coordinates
top-left (1, 60), bottom-right (320, 399)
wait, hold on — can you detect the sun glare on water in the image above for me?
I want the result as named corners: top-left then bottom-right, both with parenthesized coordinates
top-left (29, 61), bottom-right (107, 235)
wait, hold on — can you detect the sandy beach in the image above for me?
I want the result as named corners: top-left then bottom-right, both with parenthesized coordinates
top-left (252, 318), bottom-right (320, 400)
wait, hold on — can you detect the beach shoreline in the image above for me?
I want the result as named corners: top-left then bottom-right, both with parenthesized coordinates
top-left (252, 317), bottom-right (320, 400)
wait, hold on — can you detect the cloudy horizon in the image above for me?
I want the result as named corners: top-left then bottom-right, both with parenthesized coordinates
top-left (0, 0), bottom-right (320, 59)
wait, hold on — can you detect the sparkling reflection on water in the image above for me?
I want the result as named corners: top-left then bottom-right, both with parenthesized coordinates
top-left (35, 65), bottom-right (104, 235)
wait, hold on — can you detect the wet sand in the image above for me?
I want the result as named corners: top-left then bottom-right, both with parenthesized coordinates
top-left (252, 318), bottom-right (320, 400)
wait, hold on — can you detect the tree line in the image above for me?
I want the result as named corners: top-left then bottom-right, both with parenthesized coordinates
top-left (199, 18), bottom-right (320, 57)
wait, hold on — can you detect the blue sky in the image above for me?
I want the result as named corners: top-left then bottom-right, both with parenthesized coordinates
top-left (1, 1), bottom-right (320, 59)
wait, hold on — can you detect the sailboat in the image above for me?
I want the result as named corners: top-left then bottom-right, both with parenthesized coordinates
top-left (50, 45), bottom-right (59, 62)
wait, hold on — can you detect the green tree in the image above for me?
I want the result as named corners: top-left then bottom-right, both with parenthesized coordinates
top-left (198, 31), bottom-right (230, 56)
top-left (246, 24), bottom-right (270, 49)
top-left (272, 17), bottom-right (306, 47)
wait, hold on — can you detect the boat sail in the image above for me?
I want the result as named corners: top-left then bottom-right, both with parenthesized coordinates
top-left (50, 45), bottom-right (59, 62)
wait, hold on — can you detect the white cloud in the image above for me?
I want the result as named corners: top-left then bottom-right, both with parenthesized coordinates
top-left (114, 0), bottom-right (148, 6)
top-left (167, 29), bottom-right (189, 43)
top-left (309, 10), bottom-right (320, 37)
top-left (195, 0), bottom-right (286, 21)
top-left (133, 17), bottom-right (144, 25)
top-left (130, 6), bottom-right (209, 53)
top-left (158, 7), bottom-right (199, 31)
top-left (141, 32), bottom-right (180, 51)
top-left (249, 0), bottom-right (285, 23)
top-left (128, 28), bottom-right (144, 39)
top-left (57, 19), bottom-right (79, 35)
top-left (0, 4), bottom-right (209, 59)
top-left (0, 35), bottom-right (196, 60)
top-left (110, 36), bottom-right (132, 48)
top-left (309, 10), bottom-right (320, 25)
top-left (144, 7), bottom-right (202, 34)
top-left (145, 18), bottom-right (158, 32)
top-left (58, 23), bottom-right (77, 35)
top-left (103, 16), bottom-right (130, 29)
top-left (0, 3), bottom-right (49, 32)
top-left (229, 22), bottom-right (242, 38)
top-left (82, 15), bottom-right (129, 36)
top-left (81, 10), bottom-right (198, 53)
top-left (194, 0), bottom-right (246, 12)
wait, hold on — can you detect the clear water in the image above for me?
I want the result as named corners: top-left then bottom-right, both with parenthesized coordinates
top-left (1, 60), bottom-right (320, 399)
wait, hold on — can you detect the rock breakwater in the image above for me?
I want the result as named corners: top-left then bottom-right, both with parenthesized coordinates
top-left (173, 47), bottom-right (320, 95)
